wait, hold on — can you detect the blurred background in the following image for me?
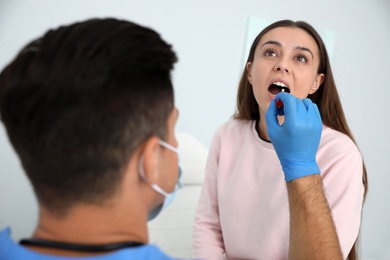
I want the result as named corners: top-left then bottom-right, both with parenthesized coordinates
top-left (0, 0), bottom-right (389, 259)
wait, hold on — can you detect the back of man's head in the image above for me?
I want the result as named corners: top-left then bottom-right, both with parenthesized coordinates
top-left (0, 18), bottom-right (177, 216)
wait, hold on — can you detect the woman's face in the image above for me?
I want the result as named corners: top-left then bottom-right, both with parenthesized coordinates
top-left (247, 26), bottom-right (324, 116)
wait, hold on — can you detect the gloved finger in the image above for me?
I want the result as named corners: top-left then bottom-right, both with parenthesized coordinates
top-left (302, 98), bottom-right (321, 120)
top-left (312, 103), bottom-right (322, 122)
top-left (302, 98), bottom-right (313, 111)
top-left (309, 102), bottom-right (323, 130)
top-left (313, 103), bottom-right (322, 128)
top-left (303, 98), bottom-right (323, 131)
top-left (265, 99), bottom-right (280, 129)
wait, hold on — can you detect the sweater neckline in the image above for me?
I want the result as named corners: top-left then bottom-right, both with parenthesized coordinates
top-left (250, 120), bottom-right (274, 150)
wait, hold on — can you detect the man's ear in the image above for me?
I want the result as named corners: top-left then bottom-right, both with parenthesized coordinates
top-left (141, 136), bottom-right (161, 183)
top-left (246, 62), bottom-right (253, 84)
top-left (309, 73), bottom-right (325, 94)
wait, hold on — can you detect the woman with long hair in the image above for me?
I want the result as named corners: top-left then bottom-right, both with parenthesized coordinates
top-left (193, 20), bottom-right (367, 260)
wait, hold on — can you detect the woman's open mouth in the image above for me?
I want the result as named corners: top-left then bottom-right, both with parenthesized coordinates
top-left (268, 81), bottom-right (290, 95)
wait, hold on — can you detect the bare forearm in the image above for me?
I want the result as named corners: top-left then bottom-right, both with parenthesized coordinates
top-left (287, 174), bottom-right (342, 260)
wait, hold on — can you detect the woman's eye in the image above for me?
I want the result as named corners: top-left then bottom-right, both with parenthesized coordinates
top-left (296, 55), bottom-right (308, 63)
top-left (264, 49), bottom-right (277, 57)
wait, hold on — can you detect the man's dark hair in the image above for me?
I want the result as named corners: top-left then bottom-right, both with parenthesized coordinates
top-left (0, 18), bottom-right (177, 216)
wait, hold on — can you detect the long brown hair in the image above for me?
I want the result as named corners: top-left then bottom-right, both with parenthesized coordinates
top-left (234, 20), bottom-right (367, 260)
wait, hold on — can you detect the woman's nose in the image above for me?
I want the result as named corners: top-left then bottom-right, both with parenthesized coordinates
top-left (276, 67), bottom-right (289, 73)
top-left (274, 59), bottom-right (290, 73)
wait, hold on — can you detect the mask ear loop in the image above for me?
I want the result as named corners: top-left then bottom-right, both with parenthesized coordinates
top-left (138, 155), bottom-right (170, 197)
top-left (159, 140), bottom-right (180, 153)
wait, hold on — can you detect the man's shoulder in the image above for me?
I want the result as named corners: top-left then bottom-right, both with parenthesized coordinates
top-left (124, 244), bottom-right (179, 259)
top-left (0, 227), bottom-right (179, 260)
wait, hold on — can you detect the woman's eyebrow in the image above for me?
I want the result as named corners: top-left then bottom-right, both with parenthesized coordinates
top-left (260, 40), bottom-right (281, 49)
top-left (294, 46), bottom-right (314, 58)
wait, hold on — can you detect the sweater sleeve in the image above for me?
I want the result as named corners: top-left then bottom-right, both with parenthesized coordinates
top-left (192, 127), bottom-right (226, 259)
top-left (319, 138), bottom-right (365, 259)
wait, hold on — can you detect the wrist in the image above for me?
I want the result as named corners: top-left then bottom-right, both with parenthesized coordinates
top-left (281, 161), bottom-right (320, 182)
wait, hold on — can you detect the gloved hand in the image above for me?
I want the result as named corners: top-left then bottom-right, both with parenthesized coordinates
top-left (265, 92), bottom-right (322, 182)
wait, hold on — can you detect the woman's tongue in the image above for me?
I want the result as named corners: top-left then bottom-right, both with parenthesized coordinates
top-left (269, 84), bottom-right (282, 95)
top-left (268, 84), bottom-right (290, 95)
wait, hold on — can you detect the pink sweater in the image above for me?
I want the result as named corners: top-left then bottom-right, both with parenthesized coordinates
top-left (193, 119), bottom-right (364, 260)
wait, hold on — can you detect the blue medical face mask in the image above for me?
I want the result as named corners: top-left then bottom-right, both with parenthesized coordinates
top-left (147, 166), bottom-right (182, 221)
top-left (138, 140), bottom-right (182, 221)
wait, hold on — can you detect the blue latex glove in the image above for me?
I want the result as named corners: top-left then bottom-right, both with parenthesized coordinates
top-left (265, 92), bottom-right (322, 182)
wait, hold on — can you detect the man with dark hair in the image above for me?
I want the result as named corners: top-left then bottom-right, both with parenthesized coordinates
top-left (0, 18), bottom-right (180, 259)
top-left (0, 18), bottom-right (342, 259)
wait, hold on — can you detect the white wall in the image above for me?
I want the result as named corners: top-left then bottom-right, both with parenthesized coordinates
top-left (0, 0), bottom-right (389, 259)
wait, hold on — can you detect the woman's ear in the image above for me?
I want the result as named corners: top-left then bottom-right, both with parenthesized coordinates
top-left (309, 73), bottom-right (325, 94)
top-left (246, 62), bottom-right (253, 84)
top-left (141, 136), bottom-right (161, 183)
